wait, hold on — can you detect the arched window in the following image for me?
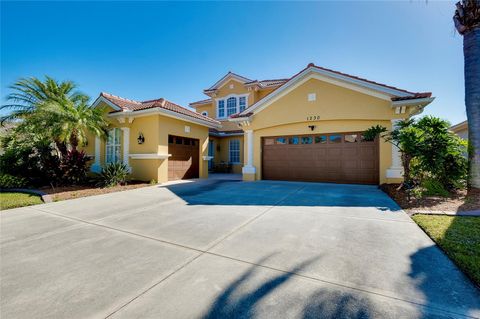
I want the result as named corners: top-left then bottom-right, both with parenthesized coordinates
top-left (201, 111), bottom-right (208, 117)
top-left (227, 97), bottom-right (237, 116)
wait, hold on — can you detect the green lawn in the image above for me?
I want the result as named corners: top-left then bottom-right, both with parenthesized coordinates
top-left (0, 192), bottom-right (43, 210)
top-left (412, 214), bottom-right (480, 287)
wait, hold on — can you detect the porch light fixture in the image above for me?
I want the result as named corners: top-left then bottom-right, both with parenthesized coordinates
top-left (308, 125), bottom-right (316, 131)
top-left (137, 132), bottom-right (145, 144)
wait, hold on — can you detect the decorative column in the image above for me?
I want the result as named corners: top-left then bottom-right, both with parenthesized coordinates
top-left (242, 130), bottom-right (256, 176)
top-left (91, 136), bottom-right (101, 173)
top-left (386, 119), bottom-right (403, 178)
top-left (121, 127), bottom-right (131, 172)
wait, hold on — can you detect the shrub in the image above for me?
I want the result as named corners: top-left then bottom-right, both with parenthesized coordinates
top-left (60, 150), bottom-right (89, 185)
top-left (421, 179), bottom-right (450, 197)
top-left (366, 116), bottom-right (468, 192)
top-left (0, 174), bottom-right (28, 189)
top-left (98, 162), bottom-right (129, 187)
top-left (0, 129), bottom-right (61, 186)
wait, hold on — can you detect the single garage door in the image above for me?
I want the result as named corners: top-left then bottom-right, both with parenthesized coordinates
top-left (168, 135), bottom-right (199, 181)
top-left (262, 132), bottom-right (379, 184)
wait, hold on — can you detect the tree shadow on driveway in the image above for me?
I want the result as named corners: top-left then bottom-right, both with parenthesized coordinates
top-left (162, 179), bottom-right (401, 211)
top-left (200, 249), bottom-right (480, 319)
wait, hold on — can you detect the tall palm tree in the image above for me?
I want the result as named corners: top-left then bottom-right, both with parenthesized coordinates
top-left (454, 0), bottom-right (480, 189)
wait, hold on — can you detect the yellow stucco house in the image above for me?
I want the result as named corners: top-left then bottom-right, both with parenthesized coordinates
top-left (191, 63), bottom-right (434, 184)
top-left (85, 63), bottom-right (434, 185)
top-left (82, 92), bottom-right (221, 183)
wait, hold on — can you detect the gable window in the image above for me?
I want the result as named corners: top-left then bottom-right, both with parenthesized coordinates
top-left (229, 139), bottom-right (240, 163)
top-left (201, 111), bottom-right (208, 117)
top-left (216, 94), bottom-right (249, 119)
top-left (218, 100), bottom-right (225, 118)
top-left (239, 96), bottom-right (246, 112)
top-left (227, 97), bottom-right (237, 116)
top-left (106, 128), bottom-right (121, 163)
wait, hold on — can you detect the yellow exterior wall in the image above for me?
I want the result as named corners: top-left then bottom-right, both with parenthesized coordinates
top-left (213, 135), bottom-right (244, 174)
top-left (243, 77), bottom-right (409, 184)
top-left (253, 87), bottom-right (278, 103)
top-left (194, 102), bottom-right (214, 119)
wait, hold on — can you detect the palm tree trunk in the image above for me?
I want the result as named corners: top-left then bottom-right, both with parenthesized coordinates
top-left (55, 139), bottom-right (68, 158)
top-left (464, 27), bottom-right (480, 189)
top-left (69, 129), bottom-right (79, 151)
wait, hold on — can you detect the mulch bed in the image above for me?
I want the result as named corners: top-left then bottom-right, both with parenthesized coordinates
top-left (380, 184), bottom-right (480, 213)
top-left (39, 181), bottom-right (151, 202)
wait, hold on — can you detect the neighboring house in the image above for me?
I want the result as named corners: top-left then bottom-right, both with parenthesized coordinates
top-left (450, 120), bottom-right (468, 140)
top-left (191, 63), bottom-right (434, 184)
top-left (82, 92), bottom-right (221, 183)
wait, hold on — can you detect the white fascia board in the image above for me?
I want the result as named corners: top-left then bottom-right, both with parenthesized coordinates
top-left (391, 97), bottom-right (435, 107)
top-left (207, 73), bottom-right (252, 91)
top-left (91, 96), bottom-right (122, 111)
top-left (228, 116), bottom-right (251, 122)
top-left (239, 66), bottom-right (415, 117)
top-left (108, 107), bottom-right (222, 129)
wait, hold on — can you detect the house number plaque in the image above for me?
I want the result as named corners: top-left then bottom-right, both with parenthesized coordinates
top-left (306, 115), bottom-right (320, 121)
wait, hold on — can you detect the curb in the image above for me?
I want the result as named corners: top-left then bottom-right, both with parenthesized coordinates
top-left (410, 210), bottom-right (480, 217)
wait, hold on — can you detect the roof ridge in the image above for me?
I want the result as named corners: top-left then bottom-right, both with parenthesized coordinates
top-left (310, 64), bottom-right (417, 95)
top-left (101, 92), bottom-right (141, 104)
top-left (141, 97), bottom-right (164, 104)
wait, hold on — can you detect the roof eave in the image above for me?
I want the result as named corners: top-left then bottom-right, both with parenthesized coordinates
top-left (391, 97), bottom-right (435, 107)
top-left (108, 107), bottom-right (222, 129)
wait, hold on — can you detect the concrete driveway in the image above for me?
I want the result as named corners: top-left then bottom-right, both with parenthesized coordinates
top-left (1, 179), bottom-right (479, 319)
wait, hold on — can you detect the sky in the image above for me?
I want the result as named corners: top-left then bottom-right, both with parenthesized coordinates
top-left (1, 1), bottom-right (466, 125)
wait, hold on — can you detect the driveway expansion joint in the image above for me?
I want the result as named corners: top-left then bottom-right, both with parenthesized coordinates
top-left (22, 190), bottom-right (478, 319)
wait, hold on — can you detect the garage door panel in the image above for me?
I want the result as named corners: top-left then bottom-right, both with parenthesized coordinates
top-left (262, 133), bottom-right (379, 185)
top-left (168, 136), bottom-right (199, 181)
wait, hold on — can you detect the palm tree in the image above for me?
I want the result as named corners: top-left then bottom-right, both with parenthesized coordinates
top-left (1, 76), bottom-right (108, 156)
top-left (41, 95), bottom-right (108, 151)
top-left (454, 0), bottom-right (480, 189)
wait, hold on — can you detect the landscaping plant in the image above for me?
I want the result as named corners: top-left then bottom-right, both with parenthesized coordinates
top-left (0, 76), bottom-right (109, 188)
top-left (365, 116), bottom-right (468, 195)
top-left (0, 174), bottom-right (28, 189)
top-left (98, 162), bottom-right (130, 187)
top-left (59, 150), bottom-right (89, 185)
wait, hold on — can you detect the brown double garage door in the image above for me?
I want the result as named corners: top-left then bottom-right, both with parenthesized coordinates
top-left (262, 132), bottom-right (379, 185)
top-left (168, 135), bottom-right (199, 181)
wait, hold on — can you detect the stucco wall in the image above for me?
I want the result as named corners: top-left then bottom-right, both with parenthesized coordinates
top-left (243, 77), bottom-right (408, 184)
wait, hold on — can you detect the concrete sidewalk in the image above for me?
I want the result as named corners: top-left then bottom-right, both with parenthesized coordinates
top-left (1, 180), bottom-right (479, 318)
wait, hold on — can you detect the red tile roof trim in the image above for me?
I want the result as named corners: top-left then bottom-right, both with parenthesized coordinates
top-left (99, 92), bottom-right (220, 125)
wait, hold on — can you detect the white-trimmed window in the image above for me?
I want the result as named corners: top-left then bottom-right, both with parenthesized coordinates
top-left (229, 139), bottom-right (240, 163)
top-left (218, 100), bottom-right (225, 118)
top-left (239, 96), bottom-right (246, 112)
top-left (227, 97), bottom-right (237, 116)
top-left (216, 94), bottom-right (249, 119)
top-left (201, 111), bottom-right (208, 117)
top-left (106, 128), bottom-right (121, 163)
